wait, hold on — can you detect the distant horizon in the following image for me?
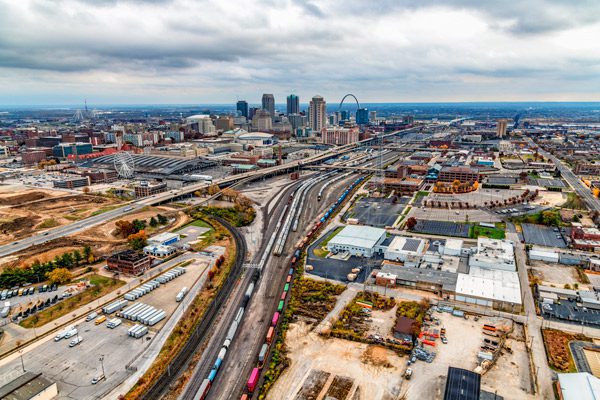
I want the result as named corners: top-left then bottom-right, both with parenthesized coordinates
top-left (2, 100), bottom-right (600, 109)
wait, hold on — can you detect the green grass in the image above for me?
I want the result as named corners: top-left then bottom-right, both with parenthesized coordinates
top-left (561, 192), bottom-right (586, 210)
top-left (90, 204), bottom-right (121, 217)
top-left (37, 218), bottom-right (59, 229)
top-left (469, 223), bottom-right (506, 239)
top-left (320, 226), bottom-right (344, 248)
top-left (177, 219), bottom-right (213, 231)
top-left (415, 191), bottom-right (429, 200)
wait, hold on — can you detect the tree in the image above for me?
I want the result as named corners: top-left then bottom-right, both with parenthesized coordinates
top-left (132, 219), bottom-right (146, 233)
top-left (594, 188), bottom-right (600, 198)
top-left (208, 184), bottom-right (221, 196)
top-left (149, 217), bottom-right (158, 228)
top-left (128, 231), bottom-right (148, 251)
top-left (73, 250), bottom-right (82, 267)
top-left (82, 187), bottom-right (90, 194)
top-left (519, 171), bottom-right (528, 182)
top-left (61, 252), bottom-right (74, 268)
top-left (541, 210), bottom-right (560, 226)
top-left (116, 220), bottom-right (135, 237)
top-left (46, 268), bottom-right (72, 285)
top-left (406, 217), bottom-right (417, 230)
top-left (83, 245), bottom-right (93, 263)
top-left (157, 214), bottom-right (168, 225)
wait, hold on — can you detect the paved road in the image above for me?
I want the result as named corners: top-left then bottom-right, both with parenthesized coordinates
top-left (537, 147), bottom-right (600, 212)
top-left (506, 222), bottom-right (554, 399)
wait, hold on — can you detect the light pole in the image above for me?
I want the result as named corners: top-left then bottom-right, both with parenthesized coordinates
top-left (18, 350), bottom-right (25, 373)
top-left (99, 355), bottom-right (105, 378)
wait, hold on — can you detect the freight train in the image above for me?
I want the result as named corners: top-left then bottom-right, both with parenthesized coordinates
top-left (193, 175), bottom-right (365, 400)
top-left (241, 175), bottom-right (365, 398)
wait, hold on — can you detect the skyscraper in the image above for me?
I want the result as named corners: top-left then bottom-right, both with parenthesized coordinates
top-left (286, 94), bottom-right (299, 115)
top-left (236, 100), bottom-right (248, 118)
top-left (309, 95), bottom-right (327, 132)
top-left (497, 119), bottom-right (508, 138)
top-left (262, 93), bottom-right (275, 119)
top-left (356, 108), bottom-right (369, 125)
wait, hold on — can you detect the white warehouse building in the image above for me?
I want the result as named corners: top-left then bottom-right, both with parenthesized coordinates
top-left (469, 238), bottom-right (516, 272)
top-left (327, 225), bottom-right (387, 257)
top-left (455, 266), bottom-right (522, 311)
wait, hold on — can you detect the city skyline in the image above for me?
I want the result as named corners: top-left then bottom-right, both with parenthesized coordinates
top-left (1, 0), bottom-right (599, 105)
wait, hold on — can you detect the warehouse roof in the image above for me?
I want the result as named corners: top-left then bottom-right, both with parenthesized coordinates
top-left (0, 372), bottom-right (56, 400)
top-left (328, 225), bottom-right (386, 250)
top-left (444, 367), bottom-right (481, 400)
top-left (558, 372), bottom-right (600, 400)
top-left (455, 266), bottom-right (522, 305)
top-left (386, 236), bottom-right (427, 255)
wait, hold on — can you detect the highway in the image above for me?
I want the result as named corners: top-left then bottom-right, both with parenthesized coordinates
top-left (536, 147), bottom-right (600, 212)
top-left (0, 127), bottom-right (420, 259)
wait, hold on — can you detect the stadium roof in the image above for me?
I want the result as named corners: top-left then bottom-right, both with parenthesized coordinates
top-left (87, 154), bottom-right (216, 175)
top-left (558, 372), bottom-right (600, 400)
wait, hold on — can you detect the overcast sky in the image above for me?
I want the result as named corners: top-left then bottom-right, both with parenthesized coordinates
top-left (1, 0), bottom-right (599, 105)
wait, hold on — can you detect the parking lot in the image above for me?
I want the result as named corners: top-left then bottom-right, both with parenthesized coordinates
top-left (531, 178), bottom-right (566, 189)
top-left (412, 220), bottom-right (471, 238)
top-left (349, 197), bottom-right (407, 227)
top-left (0, 253), bottom-right (214, 399)
top-left (522, 223), bottom-right (567, 248)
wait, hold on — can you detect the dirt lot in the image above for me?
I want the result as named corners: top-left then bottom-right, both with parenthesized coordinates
top-left (267, 321), bottom-right (405, 400)
top-left (0, 206), bottom-right (189, 270)
top-left (0, 186), bottom-right (122, 245)
top-left (533, 190), bottom-right (567, 207)
top-left (404, 311), bottom-right (534, 400)
top-left (530, 261), bottom-right (591, 289)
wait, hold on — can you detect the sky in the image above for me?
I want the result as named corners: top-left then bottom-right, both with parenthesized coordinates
top-left (1, 0), bottom-right (599, 105)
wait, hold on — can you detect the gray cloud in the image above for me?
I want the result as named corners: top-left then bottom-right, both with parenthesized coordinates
top-left (0, 0), bottom-right (598, 104)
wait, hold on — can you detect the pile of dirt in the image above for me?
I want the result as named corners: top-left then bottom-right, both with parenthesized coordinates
top-left (361, 345), bottom-right (393, 368)
top-left (12, 194), bottom-right (111, 210)
top-left (0, 191), bottom-right (49, 205)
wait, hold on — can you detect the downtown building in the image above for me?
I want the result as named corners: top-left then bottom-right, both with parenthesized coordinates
top-left (286, 94), bottom-right (299, 115)
top-left (321, 125), bottom-right (359, 145)
top-left (309, 95), bottom-right (327, 133)
top-left (262, 94), bottom-right (275, 119)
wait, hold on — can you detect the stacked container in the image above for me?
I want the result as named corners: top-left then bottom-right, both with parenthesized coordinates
top-left (102, 299), bottom-right (128, 314)
top-left (127, 324), bottom-right (148, 339)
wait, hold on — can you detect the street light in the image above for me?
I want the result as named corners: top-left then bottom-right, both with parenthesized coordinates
top-left (18, 350), bottom-right (25, 373)
top-left (99, 355), bottom-right (105, 378)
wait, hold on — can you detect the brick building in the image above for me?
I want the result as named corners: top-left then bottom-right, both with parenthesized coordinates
top-left (107, 250), bottom-right (152, 275)
top-left (438, 166), bottom-right (480, 183)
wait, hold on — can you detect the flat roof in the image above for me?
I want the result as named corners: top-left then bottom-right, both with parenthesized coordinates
top-left (455, 266), bottom-right (522, 305)
top-left (386, 236), bottom-right (426, 254)
top-left (0, 372), bottom-right (55, 400)
top-left (558, 372), bottom-right (600, 400)
top-left (444, 367), bottom-right (481, 400)
top-left (444, 239), bottom-right (463, 251)
top-left (381, 263), bottom-right (457, 291)
top-left (328, 225), bottom-right (386, 250)
top-left (149, 232), bottom-right (180, 242)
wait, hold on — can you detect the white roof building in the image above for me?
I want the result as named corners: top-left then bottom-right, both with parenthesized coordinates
top-left (469, 237), bottom-right (516, 272)
top-left (558, 372), bottom-right (600, 400)
top-left (148, 232), bottom-right (180, 246)
top-left (442, 239), bottom-right (463, 256)
top-left (455, 266), bottom-right (522, 309)
top-left (529, 247), bottom-right (559, 263)
top-left (327, 225), bottom-right (386, 257)
top-left (384, 236), bottom-right (427, 262)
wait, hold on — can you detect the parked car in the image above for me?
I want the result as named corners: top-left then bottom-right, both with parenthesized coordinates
top-left (91, 374), bottom-right (105, 385)
top-left (441, 336), bottom-right (448, 344)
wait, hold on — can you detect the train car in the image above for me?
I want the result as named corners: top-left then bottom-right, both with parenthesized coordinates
top-left (290, 256), bottom-right (297, 265)
top-left (289, 268), bottom-right (294, 275)
top-left (284, 283), bottom-right (290, 292)
top-left (195, 379), bottom-right (211, 400)
top-left (286, 275), bottom-right (292, 283)
top-left (271, 312), bottom-right (280, 326)
top-left (208, 369), bottom-right (217, 382)
top-left (281, 291), bottom-right (286, 301)
top-left (266, 326), bottom-right (275, 344)
top-left (247, 367), bottom-right (260, 393)
top-left (240, 395), bottom-right (249, 400)
top-left (277, 300), bottom-right (284, 312)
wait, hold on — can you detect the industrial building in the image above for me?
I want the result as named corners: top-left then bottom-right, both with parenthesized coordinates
top-left (384, 236), bottom-right (427, 262)
top-left (557, 372), bottom-right (600, 400)
top-left (455, 266), bottom-right (522, 311)
top-left (143, 244), bottom-right (177, 257)
top-left (0, 372), bottom-right (58, 400)
top-left (327, 225), bottom-right (387, 257)
top-left (529, 247), bottom-right (560, 263)
top-left (442, 239), bottom-right (463, 256)
top-left (444, 367), bottom-right (481, 400)
top-left (469, 238), bottom-right (516, 271)
top-left (53, 176), bottom-right (90, 189)
top-left (134, 181), bottom-right (167, 198)
top-left (148, 232), bottom-right (180, 247)
top-left (107, 250), bottom-right (152, 275)
top-left (438, 166), bottom-right (480, 183)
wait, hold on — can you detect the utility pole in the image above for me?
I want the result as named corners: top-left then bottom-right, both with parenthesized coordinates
top-left (18, 350), bottom-right (25, 373)
top-left (99, 355), bottom-right (105, 378)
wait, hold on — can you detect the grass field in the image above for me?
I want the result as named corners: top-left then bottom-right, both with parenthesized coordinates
top-left (313, 226), bottom-right (344, 258)
top-left (19, 274), bottom-right (125, 329)
top-left (469, 223), bottom-right (506, 239)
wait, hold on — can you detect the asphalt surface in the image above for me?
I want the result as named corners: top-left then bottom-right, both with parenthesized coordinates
top-left (521, 223), bottom-right (567, 248)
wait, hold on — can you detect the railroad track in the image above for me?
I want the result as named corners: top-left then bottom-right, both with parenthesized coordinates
top-left (140, 216), bottom-right (247, 400)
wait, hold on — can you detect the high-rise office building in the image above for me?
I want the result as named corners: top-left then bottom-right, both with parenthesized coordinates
top-left (356, 108), bottom-right (369, 125)
top-left (340, 110), bottom-right (349, 121)
top-left (286, 94), bottom-right (299, 115)
top-left (497, 119), bottom-right (508, 138)
top-left (309, 95), bottom-right (327, 132)
top-left (236, 100), bottom-right (249, 118)
top-left (252, 109), bottom-right (273, 131)
top-left (249, 107), bottom-right (259, 121)
top-left (369, 111), bottom-right (377, 122)
top-left (262, 94), bottom-right (275, 119)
